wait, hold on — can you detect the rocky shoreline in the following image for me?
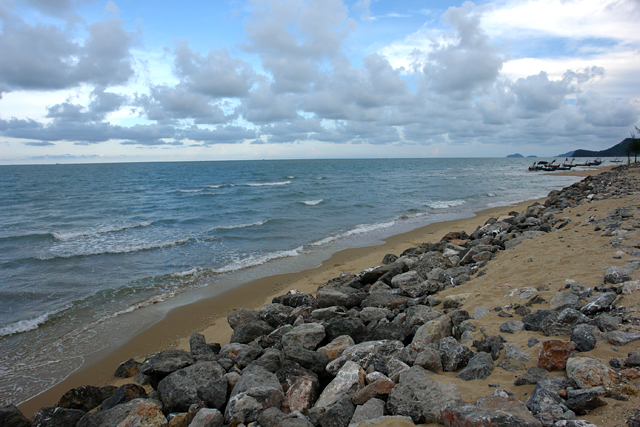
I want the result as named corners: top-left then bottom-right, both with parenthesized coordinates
top-left (4, 165), bottom-right (640, 427)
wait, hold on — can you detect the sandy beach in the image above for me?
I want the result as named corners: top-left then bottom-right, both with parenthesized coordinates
top-left (15, 164), bottom-right (640, 427)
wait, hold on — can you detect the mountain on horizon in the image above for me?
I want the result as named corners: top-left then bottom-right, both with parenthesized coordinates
top-left (558, 138), bottom-right (633, 158)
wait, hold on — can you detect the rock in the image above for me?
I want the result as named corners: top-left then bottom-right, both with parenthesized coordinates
top-left (474, 388), bottom-right (541, 427)
top-left (308, 395), bottom-right (355, 427)
top-left (259, 303), bottom-right (295, 328)
top-left (218, 343), bottom-right (250, 363)
top-left (411, 251), bottom-right (453, 276)
top-left (276, 361), bottom-right (320, 415)
top-left (569, 284), bottom-right (593, 299)
top-left (390, 270), bottom-right (422, 288)
top-left (359, 307), bottom-right (392, 324)
top-left (455, 352), bottom-right (495, 381)
top-left (0, 405), bottom-right (32, 427)
top-left (522, 310), bottom-right (556, 332)
top-left (189, 333), bottom-right (217, 361)
top-left (234, 344), bottom-right (262, 369)
top-left (230, 320), bottom-right (274, 344)
top-left (404, 306), bottom-right (444, 329)
top-left (604, 262), bottom-right (638, 284)
top-left (624, 352), bottom-right (640, 367)
top-left (570, 324), bottom-right (597, 352)
top-left (528, 338), bottom-right (540, 348)
top-left (282, 323), bottom-right (326, 351)
top-left (100, 383), bottom-right (148, 411)
top-left (505, 343), bottom-right (532, 362)
top-left (550, 293), bottom-right (581, 311)
top-left (386, 365), bottom-right (463, 424)
top-left (554, 421), bottom-right (599, 427)
top-left (351, 378), bottom-right (396, 406)
top-left (273, 291), bottom-right (318, 309)
top-left (622, 280), bottom-right (640, 294)
top-left (316, 285), bottom-right (368, 309)
top-left (360, 291), bottom-right (409, 310)
top-left (227, 308), bottom-right (261, 329)
top-left (32, 406), bottom-right (86, 427)
top-left (565, 357), bottom-right (619, 391)
top-left (473, 306), bottom-right (490, 319)
top-left (188, 408), bottom-right (223, 427)
top-left (443, 293), bottom-right (471, 310)
top-left (58, 385), bottom-right (117, 412)
top-left (525, 377), bottom-right (572, 417)
top-left (514, 367), bottom-right (549, 386)
top-left (540, 308), bottom-right (592, 336)
top-left (315, 361), bottom-right (366, 409)
top-left (442, 398), bottom-right (540, 427)
top-left (326, 340), bottom-right (404, 376)
top-left (594, 313), bottom-right (621, 332)
top-left (500, 320), bottom-right (525, 334)
top-left (564, 394), bottom-right (607, 416)
top-left (580, 292), bottom-right (617, 316)
top-left (283, 346), bottom-right (330, 375)
top-left (498, 358), bottom-right (526, 372)
top-left (318, 335), bottom-right (355, 361)
top-left (537, 340), bottom-right (577, 371)
top-left (412, 315), bottom-right (452, 344)
top-left (138, 350), bottom-right (194, 389)
top-left (224, 365), bottom-right (284, 425)
top-left (114, 358), bottom-right (142, 379)
top-left (439, 337), bottom-right (474, 372)
top-left (414, 345), bottom-right (443, 373)
top-left (350, 398), bottom-right (386, 425)
top-left (472, 336), bottom-right (505, 361)
top-left (505, 287), bottom-right (538, 300)
top-left (325, 317), bottom-right (368, 344)
top-left (116, 401), bottom-right (166, 427)
top-left (158, 361), bottom-right (227, 413)
top-left (248, 347), bottom-right (282, 373)
top-left (606, 330), bottom-right (640, 346)
top-left (77, 399), bottom-right (152, 427)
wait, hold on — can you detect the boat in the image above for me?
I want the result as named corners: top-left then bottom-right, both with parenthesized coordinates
top-left (611, 158), bottom-right (623, 163)
top-left (586, 158), bottom-right (602, 166)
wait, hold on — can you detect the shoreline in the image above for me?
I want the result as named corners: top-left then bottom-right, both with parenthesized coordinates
top-left (16, 165), bottom-right (616, 420)
top-left (17, 198), bottom-right (559, 417)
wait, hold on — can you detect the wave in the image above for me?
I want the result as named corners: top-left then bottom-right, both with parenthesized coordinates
top-left (244, 181), bottom-right (291, 187)
top-left (425, 200), bottom-right (466, 209)
top-left (39, 236), bottom-right (196, 260)
top-left (213, 247), bottom-right (304, 274)
top-left (51, 221), bottom-right (155, 241)
top-left (211, 220), bottom-right (268, 231)
top-left (176, 189), bottom-right (204, 193)
top-left (309, 220), bottom-right (397, 247)
top-left (0, 305), bottom-right (70, 337)
top-left (301, 199), bottom-right (323, 206)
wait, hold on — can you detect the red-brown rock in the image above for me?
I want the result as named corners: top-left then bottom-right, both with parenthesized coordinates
top-left (537, 340), bottom-right (577, 371)
top-left (351, 378), bottom-right (396, 405)
top-left (441, 232), bottom-right (462, 242)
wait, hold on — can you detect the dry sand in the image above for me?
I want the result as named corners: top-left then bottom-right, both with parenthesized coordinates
top-left (18, 165), bottom-right (640, 426)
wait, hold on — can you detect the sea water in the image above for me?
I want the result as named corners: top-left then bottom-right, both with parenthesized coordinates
top-left (0, 158), bottom-right (582, 404)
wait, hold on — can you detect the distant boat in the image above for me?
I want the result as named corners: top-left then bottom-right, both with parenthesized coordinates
top-left (611, 158), bottom-right (623, 163)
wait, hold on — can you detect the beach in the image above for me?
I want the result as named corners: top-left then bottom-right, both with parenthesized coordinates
top-left (12, 163), bottom-right (640, 427)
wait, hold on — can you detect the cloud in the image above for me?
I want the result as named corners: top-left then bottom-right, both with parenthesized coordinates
top-left (0, 11), bottom-right (135, 95)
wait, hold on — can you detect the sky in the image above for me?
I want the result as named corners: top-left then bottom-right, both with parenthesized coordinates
top-left (0, 0), bottom-right (639, 164)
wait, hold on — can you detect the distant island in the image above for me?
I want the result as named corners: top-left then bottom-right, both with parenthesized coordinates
top-left (506, 153), bottom-right (537, 158)
top-left (557, 138), bottom-right (633, 158)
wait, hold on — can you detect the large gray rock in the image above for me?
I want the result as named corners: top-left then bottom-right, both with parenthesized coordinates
top-left (77, 399), bottom-right (154, 427)
top-left (189, 408), bottom-right (224, 427)
top-left (607, 330), bottom-right (640, 346)
top-left (157, 361), bottom-right (227, 413)
top-left (57, 385), bottom-right (117, 413)
top-left (504, 343), bottom-right (532, 362)
top-left (549, 293), bottom-right (581, 311)
top-left (570, 324), bottom-right (597, 352)
top-left (282, 323), bottom-right (326, 351)
top-left (439, 336), bottom-right (474, 372)
top-left (412, 315), bottom-right (452, 344)
top-left (350, 398), bottom-right (385, 426)
top-left (283, 346), bottom-right (330, 374)
top-left (260, 303), bottom-right (295, 328)
top-left (539, 308), bottom-right (592, 336)
top-left (326, 340), bottom-right (404, 376)
top-left (442, 399), bottom-right (541, 427)
top-left (604, 262), bottom-right (639, 284)
top-left (325, 318), bottom-right (368, 344)
top-left (360, 291), bottom-right (409, 310)
top-left (273, 291), bottom-right (318, 309)
top-left (308, 395), bottom-right (355, 427)
top-left (386, 365), bottom-right (463, 424)
top-left (190, 333), bottom-right (217, 361)
top-left (580, 292), bottom-right (617, 316)
top-left (411, 251), bottom-right (453, 277)
top-left (316, 283), bottom-right (368, 309)
top-left (390, 271), bottom-right (422, 288)
top-left (359, 307), bottom-right (392, 324)
top-left (455, 352), bottom-right (494, 381)
top-left (315, 361), bottom-right (365, 409)
top-left (277, 360), bottom-right (320, 415)
top-left (138, 350), bottom-right (194, 389)
top-left (230, 320), bottom-right (274, 344)
top-left (0, 405), bottom-right (32, 427)
top-left (258, 407), bottom-right (314, 427)
top-left (227, 308), bottom-right (261, 329)
top-left (525, 377), bottom-right (571, 417)
top-left (32, 406), bottom-right (86, 427)
top-left (224, 365), bottom-right (284, 424)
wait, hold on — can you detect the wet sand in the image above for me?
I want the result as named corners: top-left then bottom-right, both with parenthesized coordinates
top-left (20, 164), bottom-right (640, 427)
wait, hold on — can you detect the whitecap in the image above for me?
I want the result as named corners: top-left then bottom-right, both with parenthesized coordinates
top-left (213, 247), bottom-right (303, 274)
top-left (212, 220), bottom-right (268, 231)
top-left (302, 199), bottom-right (323, 206)
top-left (244, 181), bottom-right (291, 187)
top-left (425, 200), bottom-right (466, 209)
top-left (51, 221), bottom-right (155, 241)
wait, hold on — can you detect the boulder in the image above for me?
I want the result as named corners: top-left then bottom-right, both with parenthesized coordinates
top-left (522, 310), bottom-right (556, 331)
top-left (504, 343), bottom-right (532, 362)
top-left (500, 320), bottom-right (525, 334)
top-left (326, 340), bottom-right (404, 376)
top-left (227, 308), bottom-right (261, 329)
top-left (218, 343), bottom-right (249, 363)
top-left (514, 367), bottom-right (549, 386)
top-left (189, 408), bottom-right (223, 427)
top-left (366, 322), bottom-right (409, 342)
top-left (77, 399), bottom-right (154, 427)
top-left (549, 293), bottom-right (581, 311)
top-left (350, 398), bottom-right (385, 426)
top-left (317, 335), bottom-right (355, 361)
top-left (32, 406), bottom-right (86, 427)
top-left (189, 333), bottom-right (217, 361)
top-left (537, 340), bottom-right (577, 371)
top-left (114, 358), bottom-right (142, 378)
top-left (439, 337), bottom-right (474, 372)
top-left (273, 291), bottom-right (318, 309)
top-left (351, 378), bottom-right (396, 405)
top-left (525, 377), bottom-right (572, 417)
top-left (607, 330), bottom-right (640, 346)
top-left (539, 308), bottom-right (592, 336)
top-left (259, 303), bottom-right (295, 328)
top-left (282, 346), bottom-right (330, 375)
top-left (443, 293), bottom-right (471, 310)
top-left (308, 395), bottom-right (355, 427)
top-left (0, 405), bottom-right (32, 427)
top-left (115, 401), bottom-right (166, 427)
top-left (412, 315), bottom-right (452, 344)
top-left (58, 385), bottom-right (117, 412)
top-left (580, 292), bottom-right (617, 316)
top-left (100, 383), bottom-right (148, 411)
top-left (564, 393), bottom-right (607, 416)
top-left (360, 291), bottom-right (409, 310)
top-left (604, 263), bottom-right (638, 284)
top-left (565, 357), bottom-right (619, 391)
top-left (386, 365), bottom-right (463, 424)
top-left (138, 350), bottom-right (194, 389)
top-left (455, 352), bottom-right (495, 381)
top-left (359, 307), bottom-right (392, 324)
top-left (315, 361), bottom-right (366, 409)
top-left (411, 252), bottom-right (453, 277)
top-left (158, 361), bottom-right (227, 413)
top-left (229, 320), bottom-right (274, 344)
top-left (276, 361), bottom-right (319, 415)
top-left (325, 317), bottom-right (368, 344)
top-left (282, 323), bottom-right (326, 351)
top-left (224, 365), bottom-right (284, 425)
top-left (570, 324), bottom-right (597, 352)
top-left (414, 345), bottom-right (443, 373)
top-left (316, 285), bottom-right (368, 309)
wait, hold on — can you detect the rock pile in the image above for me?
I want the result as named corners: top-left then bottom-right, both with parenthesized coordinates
top-left (4, 165), bottom-right (640, 427)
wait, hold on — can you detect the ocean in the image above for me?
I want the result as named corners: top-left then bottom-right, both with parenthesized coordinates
top-left (0, 157), bottom-right (582, 405)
